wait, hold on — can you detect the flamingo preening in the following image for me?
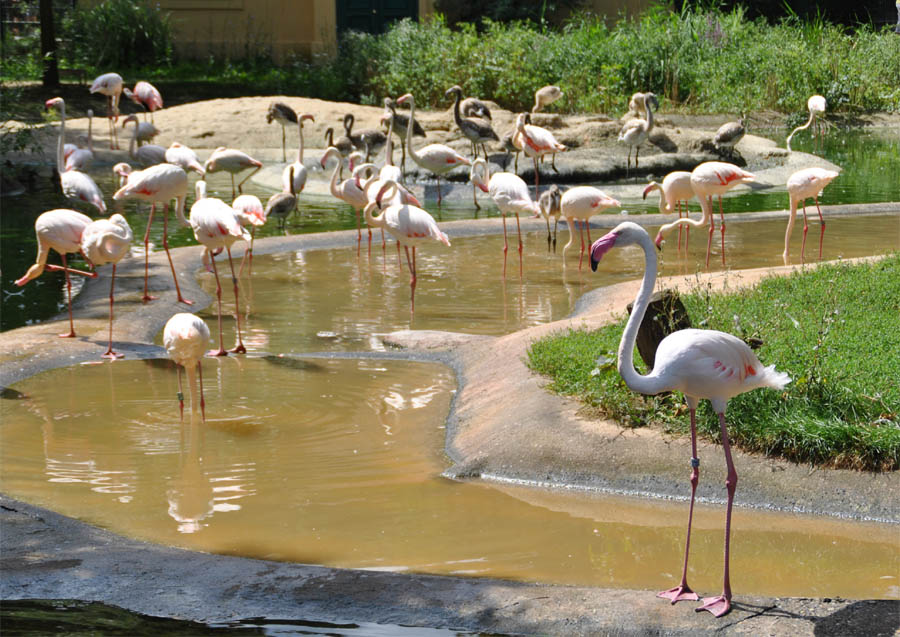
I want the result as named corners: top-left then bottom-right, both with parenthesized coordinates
top-left (469, 158), bottom-right (539, 277)
top-left (15, 209), bottom-right (97, 338)
top-left (189, 180), bottom-right (251, 356)
top-left (783, 167), bottom-right (839, 265)
top-left (112, 162), bottom-right (192, 304)
top-left (688, 162), bottom-right (755, 267)
top-left (397, 93), bottom-right (471, 206)
top-left (532, 85), bottom-right (564, 113)
top-left (560, 186), bottom-right (620, 270)
top-left (446, 85), bottom-right (499, 160)
top-left (232, 194), bottom-right (266, 278)
top-left (164, 312), bottom-right (210, 422)
top-left (786, 95), bottom-right (827, 152)
top-left (203, 147), bottom-right (263, 198)
top-left (644, 171), bottom-right (696, 251)
top-left (80, 214), bottom-right (133, 358)
top-left (123, 81), bottom-right (163, 122)
top-left (45, 97), bottom-right (106, 214)
top-left (589, 221), bottom-right (790, 617)
top-left (89, 72), bottom-right (123, 149)
top-left (365, 179), bottom-right (451, 313)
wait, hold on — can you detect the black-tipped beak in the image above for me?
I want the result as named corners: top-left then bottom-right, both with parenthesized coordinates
top-left (655, 241), bottom-right (662, 252)
top-left (590, 256), bottom-right (599, 272)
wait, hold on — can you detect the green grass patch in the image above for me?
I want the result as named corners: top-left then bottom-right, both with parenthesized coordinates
top-left (527, 255), bottom-right (900, 471)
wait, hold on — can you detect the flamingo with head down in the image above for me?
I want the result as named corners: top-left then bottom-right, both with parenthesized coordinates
top-left (203, 147), bottom-right (263, 198)
top-left (687, 161), bottom-right (755, 267)
top-left (123, 81), bottom-right (163, 122)
top-left (783, 167), bottom-right (839, 265)
top-left (560, 186), bottom-right (620, 270)
top-left (89, 72), bottom-right (123, 149)
top-left (644, 171), bottom-right (695, 251)
top-left (164, 313), bottom-right (210, 422)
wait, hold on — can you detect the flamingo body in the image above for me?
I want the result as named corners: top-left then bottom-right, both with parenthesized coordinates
top-left (283, 113), bottom-right (314, 195)
top-left (165, 142), bottom-right (205, 175)
top-left (90, 72), bottom-right (123, 148)
top-left (204, 147), bottom-right (263, 196)
top-left (619, 92), bottom-right (657, 171)
top-left (163, 313), bottom-right (210, 420)
top-left (123, 81), bottom-right (163, 115)
top-left (560, 186), bottom-right (620, 269)
top-left (689, 162), bottom-right (755, 266)
top-left (783, 167), bottom-right (839, 264)
top-left (533, 85), bottom-right (563, 113)
top-left (46, 97), bottom-right (106, 213)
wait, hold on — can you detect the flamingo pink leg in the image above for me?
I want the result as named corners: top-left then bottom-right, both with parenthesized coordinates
top-left (658, 407), bottom-right (700, 605)
top-left (705, 197), bottom-right (715, 269)
top-left (226, 246), bottom-right (246, 354)
top-left (718, 196), bottom-right (726, 266)
top-left (58, 254), bottom-right (76, 338)
top-left (814, 196), bottom-right (826, 260)
top-left (142, 204), bottom-right (158, 302)
top-left (696, 412), bottom-right (737, 617)
top-left (197, 359), bottom-right (206, 423)
top-left (514, 213), bottom-right (523, 279)
top-left (161, 203), bottom-right (193, 305)
top-left (501, 214), bottom-right (509, 278)
top-left (800, 200), bottom-right (809, 264)
top-left (207, 249), bottom-right (228, 357)
top-left (101, 264), bottom-right (124, 359)
top-left (404, 245), bottom-right (417, 314)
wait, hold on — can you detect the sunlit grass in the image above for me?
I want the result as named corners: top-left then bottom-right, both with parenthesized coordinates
top-left (527, 255), bottom-right (900, 471)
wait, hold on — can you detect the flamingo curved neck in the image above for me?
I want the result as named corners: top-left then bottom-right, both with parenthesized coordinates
top-left (55, 103), bottom-right (66, 174)
top-left (450, 89), bottom-right (463, 128)
top-left (404, 97), bottom-right (422, 163)
top-left (363, 202), bottom-right (386, 229)
top-left (643, 97), bottom-right (654, 132)
top-left (786, 111), bottom-right (815, 150)
top-left (617, 232), bottom-right (668, 396)
top-left (297, 121), bottom-right (305, 162)
top-left (328, 151), bottom-right (342, 198)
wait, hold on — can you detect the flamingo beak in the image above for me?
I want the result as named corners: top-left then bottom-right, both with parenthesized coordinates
top-left (589, 231), bottom-right (618, 272)
top-left (654, 233), bottom-right (664, 250)
top-left (642, 184), bottom-right (653, 200)
top-left (478, 183), bottom-right (489, 193)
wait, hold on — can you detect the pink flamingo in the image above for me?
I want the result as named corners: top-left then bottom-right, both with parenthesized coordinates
top-left (46, 98), bottom-right (105, 214)
top-left (514, 112), bottom-right (566, 200)
top-left (396, 93), bottom-right (471, 206)
top-left (189, 180), bottom-right (251, 356)
top-left (322, 147), bottom-right (369, 252)
top-left (284, 113), bottom-right (315, 198)
top-left (644, 171), bottom-right (695, 251)
top-left (232, 194), bottom-right (266, 278)
top-left (112, 162), bottom-right (192, 305)
top-left (784, 167), bottom-right (839, 264)
top-left (15, 209), bottom-right (97, 338)
top-left (786, 95), bottom-right (827, 151)
top-left (123, 81), bottom-right (163, 122)
top-left (80, 214), bottom-right (133, 359)
top-left (165, 142), bottom-right (205, 175)
top-left (590, 221), bottom-right (790, 617)
top-left (689, 161), bottom-right (755, 267)
top-left (89, 72), bottom-right (123, 149)
top-left (203, 147), bottom-right (263, 198)
top-left (358, 161), bottom-right (422, 258)
top-left (560, 186), bottom-right (620, 270)
top-left (532, 85), bottom-right (564, 113)
top-left (163, 313), bottom-right (210, 422)
top-left (365, 180), bottom-right (451, 313)
top-left (469, 158), bottom-right (539, 277)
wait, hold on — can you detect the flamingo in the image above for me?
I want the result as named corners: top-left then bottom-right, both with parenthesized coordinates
top-left (713, 116), bottom-right (745, 159)
top-left (689, 161), bottom-right (755, 267)
top-left (89, 72), bottom-right (123, 149)
top-left (589, 221), bottom-right (791, 617)
top-left (469, 158), bottom-right (539, 277)
top-left (343, 113), bottom-right (387, 162)
top-left (787, 95), bottom-right (827, 151)
top-left (112, 162), bottom-right (192, 304)
top-left (359, 158), bottom-right (422, 257)
top-left (165, 142), bottom-right (205, 175)
top-left (644, 171), bottom-right (696, 251)
top-left (397, 93), bottom-right (471, 206)
top-left (45, 97), bottom-right (106, 214)
top-left (619, 92), bottom-right (658, 174)
top-left (783, 167), bottom-right (839, 265)
top-left (446, 85), bottom-right (499, 160)
top-left (321, 147), bottom-right (369, 250)
top-left (163, 313), bottom-right (210, 422)
top-left (324, 126), bottom-right (354, 179)
top-left (65, 109), bottom-right (94, 172)
top-left (283, 113), bottom-right (314, 198)
top-left (514, 112), bottom-right (566, 200)
top-left (80, 214), bottom-right (133, 358)
top-left (264, 165), bottom-right (297, 231)
top-left (123, 81), bottom-right (163, 122)
top-left (122, 114), bottom-right (159, 146)
top-left (459, 94), bottom-right (491, 120)
top-left (365, 179), bottom-right (451, 313)
top-left (14, 209), bottom-right (97, 338)
top-left (124, 115), bottom-right (166, 168)
top-left (560, 186), bottom-right (620, 270)
top-left (382, 96), bottom-right (425, 176)
top-left (625, 92), bottom-right (647, 120)
top-left (203, 147), bottom-right (263, 198)
top-left (232, 194), bottom-right (266, 277)
top-left (266, 101), bottom-right (298, 162)
top-left (189, 180), bottom-right (251, 356)
top-left (538, 184), bottom-right (562, 252)
top-left (532, 85), bottom-right (564, 113)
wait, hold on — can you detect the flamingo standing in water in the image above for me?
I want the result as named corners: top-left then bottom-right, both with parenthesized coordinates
top-left (786, 95), bottom-right (827, 152)
top-left (123, 81), bottom-right (163, 122)
top-left (124, 114), bottom-right (166, 168)
top-left (266, 101), bottom-right (298, 163)
top-left (283, 113), bottom-right (315, 199)
top-left (190, 180), bottom-right (251, 356)
top-left (121, 113), bottom-right (159, 146)
top-left (203, 147), bottom-right (263, 198)
top-left (15, 209), bottom-right (96, 338)
top-left (80, 214), bottom-right (133, 358)
top-left (365, 180), bottom-right (451, 313)
top-left (112, 162), bottom-right (192, 305)
top-left (322, 147), bottom-right (369, 251)
top-left (382, 96), bottom-right (426, 177)
top-left (165, 142), bottom-right (205, 175)
top-left (538, 184), bottom-right (562, 252)
top-left (514, 112), bottom-right (566, 200)
top-left (264, 165), bottom-right (297, 231)
top-left (644, 171), bottom-right (696, 251)
top-left (89, 72), bottom-right (123, 149)
top-left (589, 222), bottom-right (790, 617)
top-left (560, 186), bottom-right (620, 270)
top-left (45, 97), bottom-right (105, 214)
top-left (232, 194), bottom-right (266, 278)
top-left (164, 313), bottom-right (210, 422)
top-left (397, 93), bottom-right (471, 206)
top-left (689, 162), bottom-right (755, 267)
top-left (469, 158), bottom-right (539, 277)
top-left (783, 167), bottom-right (839, 264)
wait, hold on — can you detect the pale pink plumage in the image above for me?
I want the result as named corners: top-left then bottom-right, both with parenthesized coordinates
top-left (784, 167), bottom-right (839, 264)
top-left (283, 113), bottom-right (314, 194)
top-left (163, 313), bottom-right (210, 421)
top-left (204, 147), bottom-right (263, 197)
top-left (690, 161), bottom-right (755, 267)
top-left (560, 185), bottom-right (620, 270)
top-left (89, 72), bottom-right (123, 149)
top-left (165, 142), bottom-right (205, 175)
top-left (123, 81), bottom-right (163, 120)
top-left (46, 97), bottom-right (106, 214)
top-left (513, 112), bottom-right (566, 198)
top-left (646, 171), bottom-right (696, 251)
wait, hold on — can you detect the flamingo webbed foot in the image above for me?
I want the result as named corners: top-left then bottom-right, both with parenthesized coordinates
top-left (177, 297), bottom-right (195, 306)
top-left (229, 344), bottom-right (247, 354)
top-left (658, 584), bottom-right (699, 604)
top-left (141, 294), bottom-right (159, 303)
top-left (207, 348), bottom-right (229, 357)
top-left (58, 331), bottom-right (76, 339)
top-left (696, 595), bottom-right (731, 617)
top-left (102, 350), bottom-right (125, 360)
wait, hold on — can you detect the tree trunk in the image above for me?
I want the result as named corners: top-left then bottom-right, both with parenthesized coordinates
top-left (40, 0), bottom-right (59, 87)
top-left (627, 289), bottom-right (692, 371)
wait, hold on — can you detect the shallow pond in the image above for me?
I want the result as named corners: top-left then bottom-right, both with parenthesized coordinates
top-left (2, 359), bottom-right (897, 599)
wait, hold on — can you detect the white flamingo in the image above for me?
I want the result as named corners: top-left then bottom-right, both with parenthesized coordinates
top-left (783, 167), bottom-right (839, 264)
top-left (89, 72), bottom-right (123, 149)
top-left (165, 142), bottom-right (205, 175)
top-left (560, 186), bottom-right (620, 270)
top-left (45, 97), bottom-right (105, 214)
top-left (163, 313), bottom-right (210, 422)
top-left (232, 194), bottom-right (266, 278)
top-left (644, 171), bottom-right (696, 251)
top-left (322, 147), bottom-right (369, 252)
top-left (532, 85), bottom-right (564, 113)
top-left (619, 92), bottom-right (657, 174)
top-left (786, 95), bottom-right (827, 151)
top-left (689, 162), bottom-right (755, 267)
top-left (589, 221), bottom-right (790, 618)
top-left (283, 113), bottom-right (314, 196)
top-left (203, 147), bottom-right (263, 198)
top-left (514, 112), bottom-right (566, 199)
top-left (190, 180), bottom-right (251, 356)
top-left (65, 109), bottom-right (94, 172)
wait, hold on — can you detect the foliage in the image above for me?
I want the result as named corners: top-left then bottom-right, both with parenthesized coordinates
top-left (527, 256), bottom-right (900, 471)
top-left (60, 0), bottom-right (173, 70)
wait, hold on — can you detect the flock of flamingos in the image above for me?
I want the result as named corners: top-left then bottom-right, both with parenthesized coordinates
top-left (15, 72), bottom-right (843, 618)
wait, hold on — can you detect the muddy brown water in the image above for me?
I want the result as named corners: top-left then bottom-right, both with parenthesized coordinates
top-left (2, 212), bottom-right (898, 601)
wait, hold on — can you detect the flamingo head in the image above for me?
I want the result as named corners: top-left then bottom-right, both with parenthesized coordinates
top-left (590, 222), bottom-right (646, 271)
top-left (642, 182), bottom-right (659, 200)
top-left (348, 151), bottom-right (364, 173)
top-left (396, 93), bottom-right (413, 107)
top-left (121, 114), bottom-right (138, 128)
top-left (44, 97), bottom-right (63, 112)
top-left (589, 229), bottom-right (620, 272)
top-left (444, 85), bottom-right (462, 100)
top-left (113, 162), bottom-right (132, 178)
top-left (300, 113), bottom-right (315, 126)
top-left (653, 231), bottom-right (665, 250)
top-left (375, 180), bottom-right (398, 208)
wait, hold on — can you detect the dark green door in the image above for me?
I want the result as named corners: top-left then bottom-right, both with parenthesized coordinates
top-left (336, 0), bottom-right (418, 34)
